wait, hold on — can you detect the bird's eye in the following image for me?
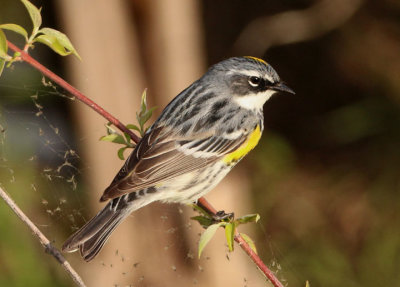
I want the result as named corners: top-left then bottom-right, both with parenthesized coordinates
top-left (248, 76), bottom-right (261, 87)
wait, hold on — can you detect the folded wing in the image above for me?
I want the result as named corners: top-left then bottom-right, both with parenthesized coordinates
top-left (100, 125), bottom-right (246, 201)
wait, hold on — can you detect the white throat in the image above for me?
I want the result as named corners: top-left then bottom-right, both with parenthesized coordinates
top-left (234, 90), bottom-right (276, 110)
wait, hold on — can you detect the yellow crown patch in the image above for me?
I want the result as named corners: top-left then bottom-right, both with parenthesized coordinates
top-left (244, 56), bottom-right (268, 65)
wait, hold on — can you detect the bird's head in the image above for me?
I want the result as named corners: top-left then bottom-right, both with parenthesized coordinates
top-left (205, 56), bottom-right (294, 110)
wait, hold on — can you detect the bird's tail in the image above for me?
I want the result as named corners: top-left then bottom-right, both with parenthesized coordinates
top-left (62, 196), bottom-right (145, 261)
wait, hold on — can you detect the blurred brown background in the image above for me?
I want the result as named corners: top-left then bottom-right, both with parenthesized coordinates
top-left (1, 0), bottom-right (400, 286)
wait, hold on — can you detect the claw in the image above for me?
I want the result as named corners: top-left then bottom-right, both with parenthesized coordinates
top-left (212, 210), bottom-right (234, 222)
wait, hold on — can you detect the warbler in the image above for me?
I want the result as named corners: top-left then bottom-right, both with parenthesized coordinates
top-left (62, 56), bottom-right (294, 261)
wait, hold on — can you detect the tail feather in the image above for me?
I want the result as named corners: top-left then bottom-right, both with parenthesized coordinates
top-left (62, 196), bottom-right (145, 261)
top-left (62, 205), bottom-right (117, 252)
top-left (79, 215), bottom-right (122, 261)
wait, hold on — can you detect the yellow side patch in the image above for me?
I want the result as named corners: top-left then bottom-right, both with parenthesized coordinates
top-left (244, 56), bottom-right (268, 65)
top-left (223, 125), bottom-right (262, 165)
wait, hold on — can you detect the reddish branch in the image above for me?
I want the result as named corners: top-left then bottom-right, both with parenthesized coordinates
top-left (235, 232), bottom-right (284, 287)
top-left (6, 40), bottom-right (284, 287)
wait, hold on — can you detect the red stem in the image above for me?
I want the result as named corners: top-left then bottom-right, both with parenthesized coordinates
top-left (197, 197), bottom-right (218, 214)
top-left (6, 40), bottom-right (284, 287)
top-left (6, 40), bottom-right (141, 144)
top-left (235, 233), bottom-right (284, 287)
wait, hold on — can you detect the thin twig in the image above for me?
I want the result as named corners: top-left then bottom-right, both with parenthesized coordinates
top-left (0, 186), bottom-right (86, 287)
top-left (5, 40), bottom-right (284, 287)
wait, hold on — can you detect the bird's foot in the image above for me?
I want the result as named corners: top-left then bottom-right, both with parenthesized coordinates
top-left (212, 210), bottom-right (234, 222)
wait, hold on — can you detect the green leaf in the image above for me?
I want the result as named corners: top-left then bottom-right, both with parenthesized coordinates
top-left (33, 34), bottom-right (72, 56)
top-left (0, 24), bottom-right (28, 41)
top-left (126, 124), bottom-right (141, 139)
top-left (140, 89), bottom-right (148, 113)
top-left (122, 132), bottom-right (136, 147)
top-left (104, 122), bottom-right (116, 135)
top-left (139, 110), bottom-right (153, 129)
top-left (236, 213), bottom-right (260, 225)
top-left (0, 59), bottom-right (5, 77)
top-left (239, 233), bottom-right (257, 254)
top-left (191, 215), bottom-right (214, 228)
top-left (99, 133), bottom-right (126, 145)
top-left (225, 223), bottom-right (235, 252)
top-left (123, 132), bottom-right (131, 144)
top-left (198, 223), bottom-right (223, 258)
top-left (126, 124), bottom-right (141, 132)
top-left (135, 89), bottom-right (156, 136)
top-left (20, 0), bottom-right (42, 34)
top-left (38, 27), bottom-right (81, 60)
top-left (144, 107), bottom-right (157, 123)
top-left (191, 204), bottom-right (212, 217)
top-left (0, 30), bottom-right (7, 76)
top-left (0, 29), bottom-right (8, 58)
top-left (117, 147), bottom-right (127, 160)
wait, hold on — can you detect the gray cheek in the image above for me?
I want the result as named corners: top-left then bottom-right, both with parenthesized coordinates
top-left (231, 83), bottom-right (250, 96)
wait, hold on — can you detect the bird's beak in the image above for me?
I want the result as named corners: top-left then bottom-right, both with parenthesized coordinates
top-left (271, 82), bottom-right (295, 94)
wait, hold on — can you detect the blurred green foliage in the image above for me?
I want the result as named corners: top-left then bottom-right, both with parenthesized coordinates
top-left (245, 20), bottom-right (400, 287)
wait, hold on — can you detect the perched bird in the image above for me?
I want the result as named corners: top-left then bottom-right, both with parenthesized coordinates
top-left (62, 56), bottom-right (294, 261)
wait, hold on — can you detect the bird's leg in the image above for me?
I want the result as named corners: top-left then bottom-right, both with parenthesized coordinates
top-left (195, 197), bottom-right (234, 222)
